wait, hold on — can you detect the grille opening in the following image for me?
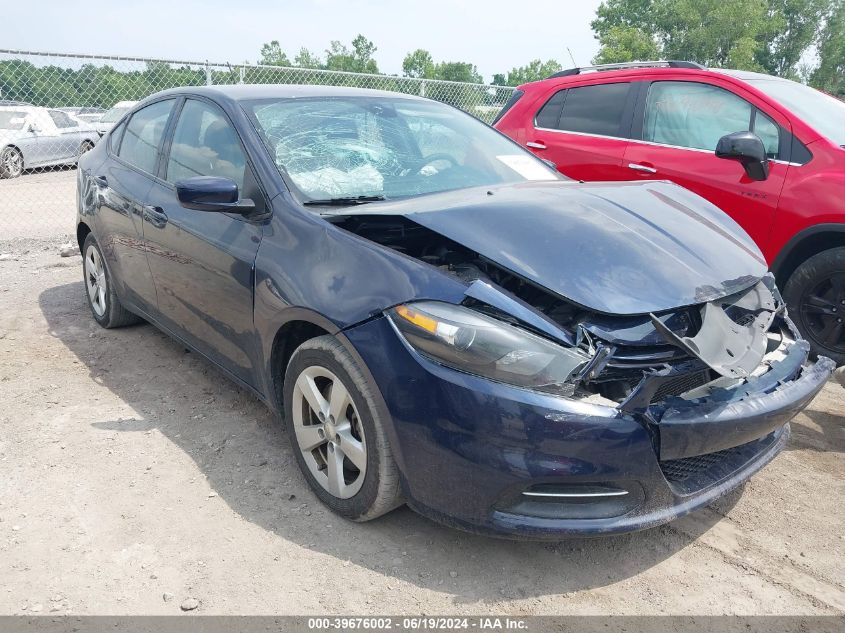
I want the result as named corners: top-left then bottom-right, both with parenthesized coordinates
top-left (650, 368), bottom-right (713, 403)
top-left (659, 431), bottom-right (780, 495)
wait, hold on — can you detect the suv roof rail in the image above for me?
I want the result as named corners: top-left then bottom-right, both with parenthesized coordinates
top-left (547, 60), bottom-right (706, 79)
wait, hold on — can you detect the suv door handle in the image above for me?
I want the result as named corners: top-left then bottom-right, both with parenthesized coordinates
top-left (94, 175), bottom-right (108, 187)
top-left (526, 141), bottom-right (547, 150)
top-left (143, 205), bottom-right (168, 229)
top-left (628, 163), bottom-right (657, 174)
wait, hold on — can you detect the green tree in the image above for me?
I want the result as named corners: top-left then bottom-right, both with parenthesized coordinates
top-left (758, 0), bottom-right (831, 77)
top-left (325, 35), bottom-right (379, 73)
top-left (590, 0), bottom-right (831, 75)
top-left (433, 61), bottom-right (482, 83)
top-left (811, 0), bottom-right (845, 95)
top-left (294, 47), bottom-right (323, 69)
top-left (402, 49), bottom-right (435, 78)
top-left (592, 25), bottom-right (661, 64)
top-left (493, 59), bottom-right (563, 86)
top-left (259, 40), bottom-right (291, 67)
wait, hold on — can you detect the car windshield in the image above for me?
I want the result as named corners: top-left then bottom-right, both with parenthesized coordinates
top-left (101, 106), bottom-right (131, 123)
top-left (748, 79), bottom-right (845, 147)
top-left (244, 96), bottom-right (561, 201)
top-left (0, 110), bottom-right (27, 130)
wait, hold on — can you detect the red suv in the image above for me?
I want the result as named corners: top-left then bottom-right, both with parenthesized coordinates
top-left (494, 61), bottom-right (845, 364)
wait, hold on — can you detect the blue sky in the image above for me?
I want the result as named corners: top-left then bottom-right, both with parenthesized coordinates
top-left (3, 0), bottom-right (604, 83)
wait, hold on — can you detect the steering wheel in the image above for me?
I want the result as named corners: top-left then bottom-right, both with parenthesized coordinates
top-left (415, 153), bottom-right (460, 173)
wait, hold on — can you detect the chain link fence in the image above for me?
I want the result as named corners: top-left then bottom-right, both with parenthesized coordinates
top-left (0, 49), bottom-right (516, 240)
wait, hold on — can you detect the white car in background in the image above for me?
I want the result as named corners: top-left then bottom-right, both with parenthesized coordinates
top-left (94, 100), bottom-right (138, 136)
top-left (0, 106), bottom-right (100, 178)
top-left (57, 107), bottom-right (106, 124)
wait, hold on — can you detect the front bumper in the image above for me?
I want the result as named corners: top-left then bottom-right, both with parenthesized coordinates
top-left (344, 317), bottom-right (832, 539)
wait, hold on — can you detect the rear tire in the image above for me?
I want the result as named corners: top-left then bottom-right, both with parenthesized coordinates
top-left (783, 247), bottom-right (845, 366)
top-left (82, 234), bottom-right (142, 329)
top-left (0, 146), bottom-right (23, 179)
top-left (283, 335), bottom-right (403, 521)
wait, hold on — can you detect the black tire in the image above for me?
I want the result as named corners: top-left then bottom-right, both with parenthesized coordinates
top-left (283, 335), bottom-right (403, 521)
top-left (0, 145), bottom-right (23, 179)
top-left (82, 234), bottom-right (142, 328)
top-left (783, 246), bottom-right (845, 366)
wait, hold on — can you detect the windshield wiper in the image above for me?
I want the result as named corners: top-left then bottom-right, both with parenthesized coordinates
top-left (303, 195), bottom-right (386, 206)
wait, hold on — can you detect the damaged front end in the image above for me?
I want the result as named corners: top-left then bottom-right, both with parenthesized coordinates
top-left (332, 212), bottom-right (833, 465)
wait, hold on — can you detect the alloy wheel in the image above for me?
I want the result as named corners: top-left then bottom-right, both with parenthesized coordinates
top-left (291, 365), bottom-right (367, 499)
top-left (799, 272), bottom-right (845, 353)
top-left (84, 245), bottom-right (108, 317)
top-left (1, 147), bottom-right (23, 177)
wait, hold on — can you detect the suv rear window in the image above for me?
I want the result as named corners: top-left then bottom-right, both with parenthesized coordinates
top-left (535, 83), bottom-right (631, 137)
top-left (492, 90), bottom-right (524, 125)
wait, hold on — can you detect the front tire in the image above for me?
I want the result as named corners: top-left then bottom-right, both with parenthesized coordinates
top-left (0, 146), bottom-right (23, 179)
top-left (283, 335), bottom-right (403, 521)
top-left (82, 234), bottom-right (141, 328)
top-left (783, 246), bottom-right (845, 365)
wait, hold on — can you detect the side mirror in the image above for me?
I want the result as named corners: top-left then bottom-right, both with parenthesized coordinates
top-left (28, 122), bottom-right (41, 133)
top-left (175, 176), bottom-right (255, 214)
top-left (715, 131), bottom-right (769, 181)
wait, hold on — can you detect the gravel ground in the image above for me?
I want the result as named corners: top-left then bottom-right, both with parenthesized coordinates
top-left (0, 169), bottom-right (78, 240)
top-left (0, 238), bottom-right (843, 616)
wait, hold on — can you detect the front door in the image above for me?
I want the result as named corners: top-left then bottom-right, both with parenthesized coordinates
top-left (622, 80), bottom-right (788, 250)
top-left (143, 98), bottom-right (264, 386)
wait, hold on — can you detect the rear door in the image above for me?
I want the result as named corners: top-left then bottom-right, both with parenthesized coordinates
top-left (622, 80), bottom-right (789, 249)
top-left (143, 97), bottom-right (265, 386)
top-left (93, 98), bottom-right (177, 312)
top-left (524, 81), bottom-right (637, 181)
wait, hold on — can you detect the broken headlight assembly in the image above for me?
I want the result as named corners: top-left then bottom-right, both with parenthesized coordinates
top-left (388, 301), bottom-right (590, 394)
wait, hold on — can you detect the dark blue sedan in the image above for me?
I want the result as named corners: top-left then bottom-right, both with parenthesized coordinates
top-left (75, 85), bottom-right (833, 538)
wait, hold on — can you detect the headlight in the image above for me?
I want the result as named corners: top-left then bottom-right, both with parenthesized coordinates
top-left (387, 301), bottom-right (590, 394)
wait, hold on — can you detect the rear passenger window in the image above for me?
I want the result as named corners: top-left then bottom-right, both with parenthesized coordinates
top-left (558, 83), bottom-right (631, 136)
top-left (492, 89), bottom-right (524, 125)
top-left (166, 99), bottom-right (246, 190)
top-left (119, 99), bottom-right (175, 175)
top-left (534, 83), bottom-right (630, 137)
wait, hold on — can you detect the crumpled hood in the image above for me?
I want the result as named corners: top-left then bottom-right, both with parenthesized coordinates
top-left (336, 180), bottom-right (768, 315)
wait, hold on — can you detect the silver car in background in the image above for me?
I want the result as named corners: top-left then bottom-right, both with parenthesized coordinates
top-left (0, 106), bottom-right (99, 178)
top-left (94, 100), bottom-right (137, 137)
top-left (57, 107), bottom-right (106, 124)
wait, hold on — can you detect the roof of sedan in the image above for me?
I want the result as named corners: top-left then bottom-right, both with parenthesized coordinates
top-left (151, 84), bottom-right (428, 103)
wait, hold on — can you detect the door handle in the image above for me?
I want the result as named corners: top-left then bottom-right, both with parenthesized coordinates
top-left (627, 163), bottom-right (657, 174)
top-left (526, 141), bottom-right (547, 150)
top-left (94, 175), bottom-right (108, 187)
top-left (143, 205), bottom-right (168, 229)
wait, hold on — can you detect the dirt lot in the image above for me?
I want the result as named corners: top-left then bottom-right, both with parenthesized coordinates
top-left (0, 236), bottom-right (843, 616)
top-left (0, 169), bottom-right (78, 240)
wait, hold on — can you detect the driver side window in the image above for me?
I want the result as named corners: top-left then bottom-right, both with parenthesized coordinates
top-left (166, 99), bottom-right (246, 190)
top-left (643, 81), bottom-right (782, 159)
